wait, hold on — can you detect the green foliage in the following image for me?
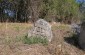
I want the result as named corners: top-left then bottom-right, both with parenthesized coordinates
top-left (40, 0), bottom-right (81, 23)
top-left (0, 0), bottom-right (82, 23)
top-left (23, 35), bottom-right (48, 45)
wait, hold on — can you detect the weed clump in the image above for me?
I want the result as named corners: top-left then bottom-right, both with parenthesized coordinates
top-left (23, 35), bottom-right (48, 45)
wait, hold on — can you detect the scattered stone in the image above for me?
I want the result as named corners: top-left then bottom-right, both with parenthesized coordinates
top-left (28, 19), bottom-right (53, 42)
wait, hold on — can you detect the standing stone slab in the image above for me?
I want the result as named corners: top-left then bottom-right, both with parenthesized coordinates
top-left (28, 19), bottom-right (53, 42)
top-left (79, 22), bottom-right (85, 50)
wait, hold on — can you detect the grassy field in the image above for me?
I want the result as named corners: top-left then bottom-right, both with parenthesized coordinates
top-left (0, 23), bottom-right (32, 45)
top-left (0, 23), bottom-right (32, 37)
top-left (0, 23), bottom-right (85, 55)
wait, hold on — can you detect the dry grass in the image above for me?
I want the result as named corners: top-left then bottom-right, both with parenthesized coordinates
top-left (0, 23), bottom-right (32, 45)
top-left (0, 23), bottom-right (85, 55)
top-left (0, 23), bottom-right (32, 37)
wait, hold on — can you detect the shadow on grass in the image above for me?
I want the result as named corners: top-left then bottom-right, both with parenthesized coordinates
top-left (64, 34), bottom-right (82, 50)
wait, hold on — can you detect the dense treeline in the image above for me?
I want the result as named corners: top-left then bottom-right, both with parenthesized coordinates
top-left (0, 0), bottom-right (84, 23)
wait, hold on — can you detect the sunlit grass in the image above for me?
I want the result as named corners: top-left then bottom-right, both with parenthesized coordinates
top-left (52, 24), bottom-right (70, 30)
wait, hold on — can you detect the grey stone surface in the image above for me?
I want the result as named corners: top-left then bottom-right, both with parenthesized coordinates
top-left (28, 19), bottom-right (53, 42)
top-left (71, 23), bottom-right (81, 34)
top-left (79, 22), bottom-right (85, 50)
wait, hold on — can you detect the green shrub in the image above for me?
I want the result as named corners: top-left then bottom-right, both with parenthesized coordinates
top-left (23, 35), bottom-right (48, 45)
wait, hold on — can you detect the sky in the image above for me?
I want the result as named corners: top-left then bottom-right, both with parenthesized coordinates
top-left (76, 0), bottom-right (85, 3)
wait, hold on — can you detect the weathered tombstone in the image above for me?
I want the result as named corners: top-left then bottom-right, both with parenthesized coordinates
top-left (79, 22), bottom-right (85, 50)
top-left (28, 19), bottom-right (53, 42)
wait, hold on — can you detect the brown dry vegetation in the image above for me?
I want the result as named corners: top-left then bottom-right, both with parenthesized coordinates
top-left (0, 23), bottom-right (85, 55)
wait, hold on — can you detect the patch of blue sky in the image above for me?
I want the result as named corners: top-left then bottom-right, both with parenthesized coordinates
top-left (76, 0), bottom-right (85, 3)
top-left (3, 9), bottom-right (15, 17)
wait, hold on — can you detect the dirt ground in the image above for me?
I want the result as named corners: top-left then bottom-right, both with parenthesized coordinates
top-left (0, 23), bottom-right (85, 55)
